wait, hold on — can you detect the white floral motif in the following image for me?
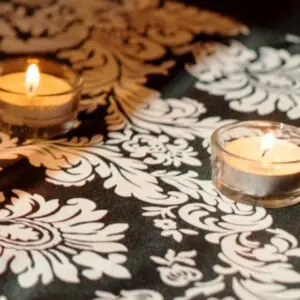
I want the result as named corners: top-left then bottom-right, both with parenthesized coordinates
top-left (188, 41), bottom-right (300, 119)
top-left (149, 182), bottom-right (300, 300)
top-left (151, 250), bottom-right (202, 287)
top-left (213, 230), bottom-right (300, 299)
top-left (154, 219), bottom-right (177, 230)
top-left (121, 133), bottom-right (201, 167)
top-left (94, 289), bottom-right (163, 300)
top-left (152, 170), bottom-right (215, 199)
top-left (0, 190), bottom-right (130, 288)
top-left (232, 278), bottom-right (300, 300)
top-left (215, 232), bottom-right (300, 282)
top-left (0, 110), bottom-right (229, 205)
top-left (144, 175), bottom-right (272, 242)
top-left (178, 181), bottom-right (273, 244)
top-left (143, 207), bottom-right (198, 242)
top-left (106, 98), bottom-right (233, 145)
top-left (174, 276), bottom-right (226, 300)
top-left (286, 33), bottom-right (300, 44)
top-left (0, 133), bottom-right (188, 205)
top-left (152, 249), bottom-right (226, 299)
top-left (142, 180), bottom-right (300, 299)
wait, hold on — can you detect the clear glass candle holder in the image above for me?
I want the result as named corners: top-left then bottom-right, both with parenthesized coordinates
top-left (0, 57), bottom-right (83, 139)
top-left (211, 121), bottom-right (300, 208)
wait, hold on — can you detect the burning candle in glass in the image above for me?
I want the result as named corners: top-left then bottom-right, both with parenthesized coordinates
top-left (0, 58), bottom-right (83, 138)
top-left (211, 121), bottom-right (300, 208)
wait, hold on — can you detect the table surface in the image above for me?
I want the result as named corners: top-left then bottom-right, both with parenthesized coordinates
top-left (0, 1), bottom-right (300, 299)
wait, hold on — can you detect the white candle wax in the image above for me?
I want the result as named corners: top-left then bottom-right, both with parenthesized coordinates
top-left (225, 137), bottom-right (300, 175)
top-left (0, 72), bottom-right (71, 106)
top-left (219, 136), bottom-right (300, 197)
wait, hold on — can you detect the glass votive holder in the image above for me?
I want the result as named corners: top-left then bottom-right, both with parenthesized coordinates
top-left (0, 57), bottom-right (83, 139)
top-left (211, 120), bottom-right (300, 208)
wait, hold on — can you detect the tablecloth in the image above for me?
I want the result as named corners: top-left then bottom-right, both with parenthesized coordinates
top-left (0, 1), bottom-right (299, 299)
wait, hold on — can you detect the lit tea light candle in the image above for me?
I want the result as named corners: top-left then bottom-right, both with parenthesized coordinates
top-left (211, 121), bottom-right (300, 207)
top-left (0, 58), bottom-right (82, 138)
top-left (0, 63), bottom-right (71, 108)
top-left (225, 132), bottom-right (300, 175)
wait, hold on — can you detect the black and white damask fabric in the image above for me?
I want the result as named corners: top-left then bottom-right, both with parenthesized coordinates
top-left (0, 0), bottom-right (299, 299)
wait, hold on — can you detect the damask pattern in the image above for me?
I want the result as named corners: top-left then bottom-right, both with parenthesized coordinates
top-left (187, 41), bottom-right (300, 119)
top-left (149, 183), bottom-right (300, 299)
top-left (0, 0), bottom-right (299, 300)
top-left (0, 191), bottom-right (129, 288)
top-left (0, 109), bottom-right (230, 205)
top-left (0, 0), bottom-right (247, 118)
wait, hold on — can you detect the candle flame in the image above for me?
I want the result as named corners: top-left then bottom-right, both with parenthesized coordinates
top-left (25, 64), bottom-right (40, 94)
top-left (260, 132), bottom-right (275, 157)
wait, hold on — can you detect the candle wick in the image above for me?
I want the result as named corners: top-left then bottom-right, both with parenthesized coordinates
top-left (27, 84), bottom-right (34, 95)
top-left (261, 149), bottom-right (268, 158)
